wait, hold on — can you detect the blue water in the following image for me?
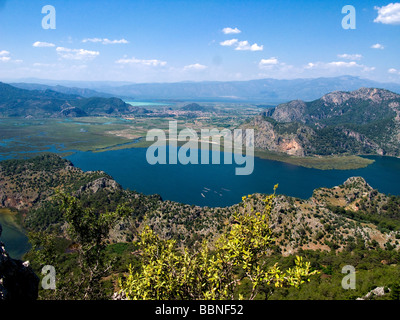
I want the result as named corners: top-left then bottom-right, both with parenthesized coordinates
top-left (0, 144), bottom-right (79, 161)
top-left (0, 212), bottom-right (31, 260)
top-left (0, 138), bottom-right (17, 147)
top-left (125, 101), bottom-right (172, 107)
top-left (66, 148), bottom-right (400, 208)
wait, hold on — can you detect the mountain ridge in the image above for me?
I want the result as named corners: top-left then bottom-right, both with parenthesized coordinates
top-left (0, 82), bottom-right (149, 118)
top-left (4, 75), bottom-right (400, 102)
top-left (270, 87), bottom-right (400, 124)
top-left (10, 82), bottom-right (114, 99)
top-left (242, 87), bottom-right (400, 158)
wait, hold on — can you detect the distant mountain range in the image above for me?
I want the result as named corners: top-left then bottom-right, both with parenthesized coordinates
top-left (6, 75), bottom-right (400, 103)
top-left (0, 82), bottom-right (148, 118)
top-left (10, 83), bottom-right (113, 99)
top-left (241, 87), bottom-right (400, 157)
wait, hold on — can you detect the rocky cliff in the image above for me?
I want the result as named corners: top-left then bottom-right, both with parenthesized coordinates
top-left (270, 87), bottom-right (400, 125)
top-left (243, 88), bottom-right (400, 157)
top-left (241, 115), bottom-right (314, 156)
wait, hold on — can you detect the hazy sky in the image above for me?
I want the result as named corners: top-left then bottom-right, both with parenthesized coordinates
top-left (0, 0), bottom-right (399, 83)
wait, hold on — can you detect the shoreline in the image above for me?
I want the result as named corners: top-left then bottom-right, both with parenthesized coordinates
top-left (0, 117), bottom-right (388, 170)
top-left (1, 139), bottom-right (376, 171)
top-left (90, 138), bottom-right (376, 171)
top-left (0, 208), bottom-right (29, 260)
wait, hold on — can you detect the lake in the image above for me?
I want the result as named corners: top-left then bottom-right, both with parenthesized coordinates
top-left (125, 101), bottom-right (173, 107)
top-left (0, 209), bottom-right (31, 260)
top-left (66, 147), bottom-right (400, 208)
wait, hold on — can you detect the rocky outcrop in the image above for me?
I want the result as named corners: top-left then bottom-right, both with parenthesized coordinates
top-left (318, 87), bottom-right (399, 108)
top-left (343, 176), bottom-right (373, 190)
top-left (0, 223), bottom-right (39, 300)
top-left (0, 192), bottom-right (40, 211)
top-left (244, 88), bottom-right (400, 157)
top-left (0, 154), bottom-right (114, 211)
top-left (241, 115), bottom-right (313, 156)
top-left (340, 128), bottom-right (384, 155)
top-left (271, 88), bottom-right (400, 125)
top-left (271, 100), bottom-right (309, 123)
top-left (356, 286), bottom-right (390, 300)
top-left (59, 105), bottom-right (88, 117)
top-left (77, 177), bottom-right (122, 194)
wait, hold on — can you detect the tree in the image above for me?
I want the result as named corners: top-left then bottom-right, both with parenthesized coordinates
top-left (391, 283), bottom-right (400, 300)
top-left (118, 186), bottom-right (319, 300)
top-left (29, 191), bottom-right (129, 300)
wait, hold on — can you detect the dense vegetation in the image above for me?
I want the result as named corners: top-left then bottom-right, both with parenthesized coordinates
top-left (27, 190), bottom-right (319, 300)
top-left (26, 192), bottom-right (400, 301)
top-left (329, 195), bottom-right (400, 233)
top-left (266, 249), bottom-right (400, 300)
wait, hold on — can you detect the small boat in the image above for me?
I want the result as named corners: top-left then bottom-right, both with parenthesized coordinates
top-left (201, 193), bottom-right (205, 198)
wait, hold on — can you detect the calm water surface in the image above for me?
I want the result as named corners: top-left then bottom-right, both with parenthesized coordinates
top-left (66, 148), bottom-right (400, 208)
top-left (0, 209), bottom-right (30, 259)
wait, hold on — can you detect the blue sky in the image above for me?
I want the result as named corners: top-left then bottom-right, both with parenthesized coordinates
top-left (0, 0), bottom-right (399, 83)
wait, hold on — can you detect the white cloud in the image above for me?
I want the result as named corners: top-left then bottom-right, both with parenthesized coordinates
top-left (116, 56), bottom-right (167, 67)
top-left (220, 39), bottom-right (238, 46)
top-left (33, 62), bottom-right (57, 67)
top-left (235, 40), bottom-right (263, 51)
top-left (0, 50), bottom-right (21, 63)
top-left (222, 27), bottom-right (241, 34)
top-left (249, 43), bottom-right (264, 51)
top-left (220, 38), bottom-right (263, 51)
top-left (183, 63), bottom-right (207, 71)
top-left (259, 57), bottom-right (279, 67)
top-left (103, 38), bottom-right (129, 45)
top-left (56, 47), bottom-right (100, 61)
top-left (258, 58), bottom-right (295, 78)
top-left (388, 68), bottom-right (400, 75)
top-left (328, 61), bottom-right (359, 68)
top-left (33, 41), bottom-right (55, 48)
top-left (305, 61), bottom-right (375, 72)
top-left (374, 3), bottom-right (400, 25)
top-left (82, 38), bottom-right (129, 45)
top-left (82, 38), bottom-right (102, 43)
top-left (337, 53), bottom-right (363, 60)
top-left (371, 43), bottom-right (385, 50)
